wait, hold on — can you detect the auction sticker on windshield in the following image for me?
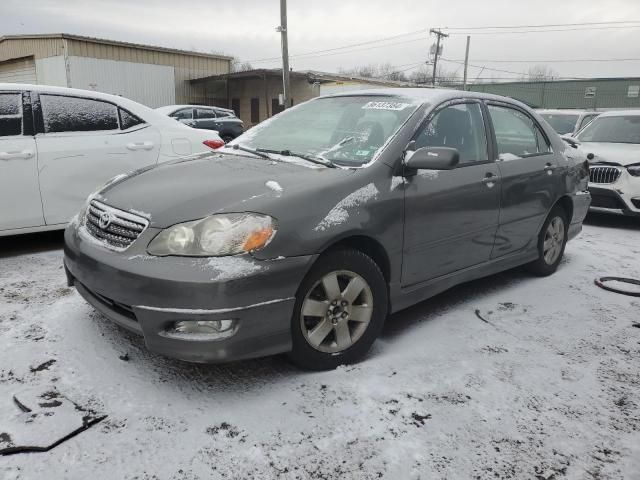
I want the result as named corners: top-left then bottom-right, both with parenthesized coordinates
top-left (362, 101), bottom-right (411, 111)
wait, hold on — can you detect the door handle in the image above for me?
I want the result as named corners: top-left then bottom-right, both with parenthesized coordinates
top-left (0, 150), bottom-right (34, 160)
top-left (126, 141), bottom-right (154, 151)
top-left (482, 173), bottom-right (498, 188)
top-left (544, 163), bottom-right (555, 175)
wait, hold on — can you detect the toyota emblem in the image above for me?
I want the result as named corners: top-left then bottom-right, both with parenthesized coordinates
top-left (98, 211), bottom-right (113, 230)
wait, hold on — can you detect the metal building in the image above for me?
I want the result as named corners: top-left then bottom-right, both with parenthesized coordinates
top-left (469, 77), bottom-right (640, 110)
top-left (0, 34), bottom-right (232, 107)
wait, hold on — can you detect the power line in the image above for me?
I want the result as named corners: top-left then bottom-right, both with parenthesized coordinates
top-left (443, 57), bottom-right (640, 63)
top-left (446, 25), bottom-right (640, 35)
top-left (441, 20), bottom-right (640, 30)
top-left (440, 58), bottom-right (527, 77)
top-left (246, 29), bottom-right (428, 63)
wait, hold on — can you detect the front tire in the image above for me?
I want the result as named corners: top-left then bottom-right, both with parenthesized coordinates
top-left (288, 249), bottom-right (388, 370)
top-left (526, 206), bottom-right (568, 276)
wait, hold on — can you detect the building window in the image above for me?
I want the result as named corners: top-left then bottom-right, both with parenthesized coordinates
top-left (628, 85), bottom-right (639, 98)
top-left (250, 98), bottom-right (260, 124)
top-left (584, 87), bottom-right (597, 99)
top-left (231, 98), bottom-right (240, 117)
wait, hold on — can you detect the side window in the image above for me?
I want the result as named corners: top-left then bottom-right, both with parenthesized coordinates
top-left (579, 114), bottom-right (596, 130)
top-left (414, 102), bottom-right (488, 164)
top-left (41, 95), bottom-right (118, 133)
top-left (195, 108), bottom-right (216, 119)
top-left (0, 93), bottom-right (23, 137)
top-left (118, 108), bottom-right (144, 130)
top-left (216, 110), bottom-right (231, 118)
top-left (171, 108), bottom-right (193, 120)
top-left (488, 105), bottom-right (550, 159)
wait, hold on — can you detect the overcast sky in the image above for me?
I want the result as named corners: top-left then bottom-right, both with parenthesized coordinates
top-left (2, 0), bottom-right (640, 81)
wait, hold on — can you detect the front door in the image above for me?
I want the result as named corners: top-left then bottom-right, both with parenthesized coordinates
top-left (0, 91), bottom-right (44, 231)
top-left (485, 102), bottom-right (562, 258)
top-left (35, 93), bottom-right (160, 225)
top-left (402, 101), bottom-right (501, 287)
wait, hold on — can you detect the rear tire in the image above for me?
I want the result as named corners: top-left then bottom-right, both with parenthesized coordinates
top-left (526, 206), bottom-right (568, 276)
top-left (288, 248), bottom-right (388, 370)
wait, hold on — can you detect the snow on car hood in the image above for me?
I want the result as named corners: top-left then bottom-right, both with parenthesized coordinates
top-left (97, 153), bottom-right (351, 227)
top-left (580, 142), bottom-right (640, 166)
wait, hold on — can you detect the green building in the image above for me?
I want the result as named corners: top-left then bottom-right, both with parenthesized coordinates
top-left (469, 77), bottom-right (640, 110)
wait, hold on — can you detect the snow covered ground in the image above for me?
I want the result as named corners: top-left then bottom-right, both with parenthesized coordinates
top-left (1, 214), bottom-right (639, 479)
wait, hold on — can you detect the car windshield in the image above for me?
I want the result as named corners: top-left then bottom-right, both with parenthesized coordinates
top-left (539, 113), bottom-right (579, 135)
top-left (576, 115), bottom-right (640, 144)
top-left (229, 95), bottom-right (419, 167)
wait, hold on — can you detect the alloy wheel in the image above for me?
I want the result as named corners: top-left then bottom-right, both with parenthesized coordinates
top-left (543, 216), bottom-right (565, 265)
top-left (300, 270), bottom-right (373, 353)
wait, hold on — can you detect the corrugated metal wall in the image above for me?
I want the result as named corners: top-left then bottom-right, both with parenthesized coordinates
top-left (0, 37), bottom-right (231, 105)
top-left (469, 78), bottom-right (640, 109)
top-left (68, 56), bottom-right (176, 107)
top-left (35, 56), bottom-right (67, 87)
top-left (0, 37), bottom-right (64, 62)
top-left (0, 56), bottom-right (36, 83)
top-left (65, 38), bottom-right (230, 104)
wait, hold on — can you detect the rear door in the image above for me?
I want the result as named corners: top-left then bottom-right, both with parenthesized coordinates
top-left (401, 100), bottom-right (501, 286)
top-left (485, 102), bottom-right (562, 258)
top-left (192, 107), bottom-right (219, 130)
top-left (0, 90), bottom-right (44, 231)
top-left (35, 93), bottom-right (160, 225)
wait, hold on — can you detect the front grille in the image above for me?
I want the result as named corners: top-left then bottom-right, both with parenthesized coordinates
top-left (589, 166), bottom-right (621, 184)
top-left (89, 287), bottom-right (138, 321)
top-left (85, 200), bottom-right (148, 250)
top-left (590, 194), bottom-right (626, 210)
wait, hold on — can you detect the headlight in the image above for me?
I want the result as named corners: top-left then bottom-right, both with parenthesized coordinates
top-left (147, 213), bottom-right (276, 257)
top-left (627, 165), bottom-right (640, 177)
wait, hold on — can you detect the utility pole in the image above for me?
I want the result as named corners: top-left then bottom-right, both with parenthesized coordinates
top-left (429, 28), bottom-right (448, 87)
top-left (278, 0), bottom-right (291, 109)
top-left (462, 35), bottom-right (471, 91)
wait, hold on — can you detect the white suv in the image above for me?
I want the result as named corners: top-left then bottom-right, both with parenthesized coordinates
top-left (575, 110), bottom-right (640, 217)
top-left (0, 84), bottom-right (224, 236)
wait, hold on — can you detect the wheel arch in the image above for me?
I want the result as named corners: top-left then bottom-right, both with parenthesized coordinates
top-left (319, 234), bottom-right (391, 285)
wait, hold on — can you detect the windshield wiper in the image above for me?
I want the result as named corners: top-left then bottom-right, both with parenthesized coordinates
top-left (228, 143), bottom-right (273, 160)
top-left (257, 149), bottom-right (337, 168)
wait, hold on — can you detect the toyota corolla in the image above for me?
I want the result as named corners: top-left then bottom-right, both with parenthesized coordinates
top-left (64, 89), bottom-right (590, 370)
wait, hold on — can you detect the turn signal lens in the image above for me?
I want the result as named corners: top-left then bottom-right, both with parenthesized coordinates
top-left (243, 226), bottom-right (274, 252)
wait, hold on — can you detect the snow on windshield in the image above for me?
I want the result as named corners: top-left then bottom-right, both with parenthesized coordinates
top-left (230, 96), bottom-right (420, 167)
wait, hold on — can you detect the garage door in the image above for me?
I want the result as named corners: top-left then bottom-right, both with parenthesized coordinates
top-left (0, 57), bottom-right (36, 84)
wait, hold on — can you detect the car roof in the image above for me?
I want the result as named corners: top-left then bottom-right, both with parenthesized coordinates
top-left (0, 83), bottom-right (150, 112)
top-left (537, 109), bottom-right (596, 115)
top-left (596, 109), bottom-right (640, 118)
top-left (0, 83), bottom-right (187, 128)
top-left (155, 104), bottom-right (234, 113)
top-left (318, 87), bottom-right (534, 110)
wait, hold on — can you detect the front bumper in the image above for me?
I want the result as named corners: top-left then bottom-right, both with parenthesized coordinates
top-left (64, 224), bottom-right (316, 363)
top-left (588, 185), bottom-right (640, 218)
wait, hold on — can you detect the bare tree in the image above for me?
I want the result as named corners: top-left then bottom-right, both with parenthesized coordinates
top-left (524, 64), bottom-right (559, 82)
top-left (230, 59), bottom-right (254, 72)
top-left (338, 63), bottom-right (408, 81)
top-left (409, 64), bottom-right (460, 86)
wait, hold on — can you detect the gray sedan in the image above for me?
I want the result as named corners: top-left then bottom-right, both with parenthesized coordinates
top-left (63, 89), bottom-right (591, 370)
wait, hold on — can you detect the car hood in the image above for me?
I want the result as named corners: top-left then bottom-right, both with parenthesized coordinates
top-left (580, 142), bottom-right (640, 166)
top-left (98, 152), bottom-right (355, 227)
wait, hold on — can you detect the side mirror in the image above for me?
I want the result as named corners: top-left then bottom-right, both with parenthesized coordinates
top-left (405, 147), bottom-right (460, 174)
top-left (561, 135), bottom-right (581, 149)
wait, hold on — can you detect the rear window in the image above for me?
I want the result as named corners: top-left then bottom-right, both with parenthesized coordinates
top-left (41, 94), bottom-right (119, 133)
top-left (0, 93), bottom-right (22, 137)
top-left (119, 108), bottom-right (144, 130)
top-left (539, 113), bottom-right (579, 135)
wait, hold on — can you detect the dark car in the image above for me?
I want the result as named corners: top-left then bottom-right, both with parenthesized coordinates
top-left (64, 89), bottom-right (591, 370)
top-left (156, 104), bottom-right (244, 143)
